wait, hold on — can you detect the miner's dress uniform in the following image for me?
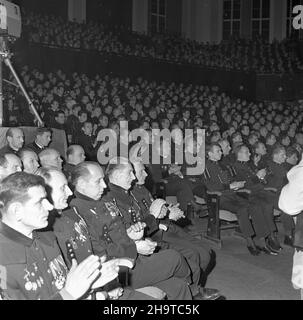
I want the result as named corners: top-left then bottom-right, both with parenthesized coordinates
top-left (132, 183), bottom-right (212, 272)
top-left (107, 183), bottom-right (204, 295)
top-left (203, 159), bottom-right (270, 239)
top-left (50, 207), bottom-right (156, 300)
top-left (70, 191), bottom-right (193, 300)
top-left (0, 221), bottom-right (71, 300)
top-left (231, 160), bottom-right (277, 234)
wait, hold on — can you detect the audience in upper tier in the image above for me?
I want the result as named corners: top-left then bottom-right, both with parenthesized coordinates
top-left (21, 9), bottom-right (303, 74)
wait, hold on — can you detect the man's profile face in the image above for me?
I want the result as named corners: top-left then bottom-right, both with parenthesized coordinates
top-left (239, 147), bottom-right (251, 162)
top-left (8, 129), bottom-right (24, 150)
top-left (17, 186), bottom-right (53, 230)
top-left (80, 165), bottom-right (107, 200)
top-left (22, 152), bottom-right (39, 174)
top-left (71, 146), bottom-right (86, 165)
top-left (117, 164), bottom-right (136, 190)
top-left (49, 172), bottom-right (73, 211)
top-left (288, 153), bottom-right (298, 165)
top-left (39, 132), bottom-right (52, 147)
top-left (56, 113), bottom-right (65, 125)
top-left (209, 145), bottom-right (222, 161)
top-left (5, 154), bottom-right (22, 176)
top-left (220, 141), bottom-right (231, 156)
top-left (48, 152), bottom-right (63, 170)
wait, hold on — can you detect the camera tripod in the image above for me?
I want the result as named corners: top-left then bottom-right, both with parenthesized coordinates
top-left (0, 37), bottom-right (43, 127)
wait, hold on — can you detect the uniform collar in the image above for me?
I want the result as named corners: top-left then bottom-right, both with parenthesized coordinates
top-left (0, 221), bottom-right (34, 247)
top-left (74, 190), bottom-right (99, 203)
top-left (109, 183), bottom-right (129, 195)
top-left (34, 140), bottom-right (44, 150)
top-left (0, 221), bottom-right (55, 247)
top-left (272, 160), bottom-right (283, 166)
top-left (134, 183), bottom-right (144, 189)
top-left (6, 144), bottom-right (18, 153)
top-left (237, 160), bottom-right (248, 164)
top-left (207, 159), bottom-right (218, 164)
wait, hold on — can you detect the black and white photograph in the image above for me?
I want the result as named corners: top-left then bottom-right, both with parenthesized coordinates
top-left (0, 0), bottom-right (303, 308)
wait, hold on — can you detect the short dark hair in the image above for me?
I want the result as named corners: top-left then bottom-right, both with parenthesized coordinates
top-left (78, 110), bottom-right (87, 117)
top-left (286, 146), bottom-right (298, 158)
top-left (36, 127), bottom-right (52, 137)
top-left (55, 110), bottom-right (65, 117)
top-left (272, 144), bottom-right (285, 158)
top-left (206, 143), bottom-right (220, 155)
top-left (234, 144), bottom-right (248, 157)
top-left (0, 172), bottom-right (46, 215)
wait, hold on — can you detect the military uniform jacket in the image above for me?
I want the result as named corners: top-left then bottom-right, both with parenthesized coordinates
top-left (0, 144), bottom-right (18, 156)
top-left (70, 191), bottom-right (138, 260)
top-left (131, 184), bottom-right (165, 238)
top-left (266, 160), bottom-right (288, 193)
top-left (231, 161), bottom-right (268, 193)
top-left (26, 141), bottom-right (44, 155)
top-left (122, 184), bottom-right (160, 237)
top-left (0, 222), bottom-right (69, 300)
top-left (105, 183), bottom-right (146, 228)
top-left (202, 159), bottom-right (233, 193)
top-left (52, 207), bottom-right (94, 268)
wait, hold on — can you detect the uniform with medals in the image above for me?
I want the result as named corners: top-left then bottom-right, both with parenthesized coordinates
top-left (131, 183), bottom-right (213, 273)
top-left (71, 190), bottom-right (193, 299)
top-left (0, 221), bottom-right (70, 300)
top-left (104, 183), bottom-right (204, 298)
top-left (49, 206), bottom-right (157, 300)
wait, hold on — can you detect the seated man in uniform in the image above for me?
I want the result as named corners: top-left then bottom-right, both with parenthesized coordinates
top-left (266, 145), bottom-right (295, 247)
top-left (103, 157), bottom-right (222, 299)
top-left (203, 143), bottom-right (278, 256)
top-left (69, 161), bottom-right (199, 300)
top-left (0, 153), bottom-right (22, 181)
top-left (230, 144), bottom-right (282, 253)
top-left (284, 146), bottom-right (299, 172)
top-left (0, 172), bottom-right (110, 300)
top-left (18, 148), bottom-right (40, 174)
top-left (131, 159), bottom-right (221, 299)
top-left (39, 148), bottom-right (64, 170)
top-left (36, 167), bottom-right (165, 300)
top-left (63, 145), bottom-right (86, 182)
top-left (0, 127), bottom-right (24, 156)
top-left (26, 127), bottom-right (52, 155)
top-left (148, 138), bottom-right (196, 225)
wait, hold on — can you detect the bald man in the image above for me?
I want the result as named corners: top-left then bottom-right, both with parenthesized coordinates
top-left (63, 145), bottom-right (86, 181)
top-left (39, 148), bottom-right (63, 170)
top-left (0, 128), bottom-right (24, 155)
top-left (70, 161), bottom-right (195, 300)
top-left (18, 148), bottom-right (40, 174)
top-left (0, 153), bottom-right (22, 181)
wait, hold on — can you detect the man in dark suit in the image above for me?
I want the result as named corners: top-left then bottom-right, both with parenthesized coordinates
top-left (0, 127), bottom-right (24, 155)
top-left (27, 127), bottom-right (52, 155)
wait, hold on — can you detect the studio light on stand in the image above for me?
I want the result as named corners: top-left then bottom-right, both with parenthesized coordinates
top-left (0, 0), bottom-right (43, 127)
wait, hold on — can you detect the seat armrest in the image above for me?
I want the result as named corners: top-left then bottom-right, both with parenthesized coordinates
top-left (264, 187), bottom-right (277, 193)
top-left (207, 191), bottom-right (222, 197)
top-left (236, 189), bottom-right (251, 194)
